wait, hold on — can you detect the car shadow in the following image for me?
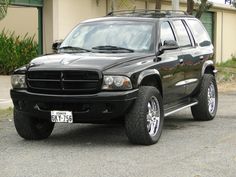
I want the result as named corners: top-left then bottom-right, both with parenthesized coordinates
top-left (45, 123), bottom-right (131, 147)
top-left (36, 113), bottom-right (200, 147)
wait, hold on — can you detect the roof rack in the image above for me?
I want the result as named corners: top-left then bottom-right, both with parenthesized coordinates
top-left (107, 9), bottom-right (190, 18)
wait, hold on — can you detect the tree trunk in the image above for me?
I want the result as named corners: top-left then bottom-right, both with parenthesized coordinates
top-left (187, 0), bottom-right (194, 15)
top-left (155, 0), bottom-right (162, 10)
top-left (195, 0), bottom-right (207, 19)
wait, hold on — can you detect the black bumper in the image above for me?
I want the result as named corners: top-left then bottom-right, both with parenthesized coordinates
top-left (10, 89), bottom-right (138, 123)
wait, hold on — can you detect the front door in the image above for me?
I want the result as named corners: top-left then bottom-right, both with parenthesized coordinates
top-left (171, 19), bottom-right (199, 97)
top-left (157, 21), bottom-right (186, 104)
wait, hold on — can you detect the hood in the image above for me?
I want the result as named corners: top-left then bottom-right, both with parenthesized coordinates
top-left (29, 52), bottom-right (149, 71)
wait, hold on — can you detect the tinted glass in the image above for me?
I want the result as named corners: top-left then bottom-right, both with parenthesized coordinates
top-left (186, 19), bottom-right (211, 47)
top-left (60, 21), bottom-right (154, 52)
top-left (173, 20), bottom-right (191, 47)
top-left (160, 21), bottom-right (176, 45)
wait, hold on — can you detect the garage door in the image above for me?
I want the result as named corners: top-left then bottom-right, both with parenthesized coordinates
top-left (200, 12), bottom-right (214, 42)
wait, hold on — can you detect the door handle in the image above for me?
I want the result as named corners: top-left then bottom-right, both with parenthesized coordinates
top-left (179, 59), bottom-right (184, 64)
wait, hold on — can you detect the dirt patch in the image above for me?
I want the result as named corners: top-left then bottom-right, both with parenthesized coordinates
top-left (216, 67), bottom-right (236, 93)
top-left (0, 108), bottom-right (13, 120)
top-left (218, 81), bottom-right (236, 93)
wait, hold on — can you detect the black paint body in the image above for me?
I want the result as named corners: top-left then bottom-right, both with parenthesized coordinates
top-left (11, 16), bottom-right (214, 122)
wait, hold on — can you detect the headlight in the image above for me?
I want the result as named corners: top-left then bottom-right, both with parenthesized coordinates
top-left (11, 74), bottom-right (27, 89)
top-left (102, 76), bottom-right (132, 90)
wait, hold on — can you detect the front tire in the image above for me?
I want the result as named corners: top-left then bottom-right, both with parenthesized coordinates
top-left (14, 109), bottom-right (55, 140)
top-left (125, 86), bottom-right (164, 145)
top-left (191, 74), bottom-right (218, 121)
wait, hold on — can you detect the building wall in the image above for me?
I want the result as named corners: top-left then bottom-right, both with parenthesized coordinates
top-left (210, 4), bottom-right (236, 63)
top-left (221, 11), bottom-right (236, 62)
top-left (43, 0), bottom-right (53, 54)
top-left (0, 6), bottom-right (38, 40)
top-left (56, 0), bottom-right (107, 40)
top-left (43, 0), bottom-right (107, 53)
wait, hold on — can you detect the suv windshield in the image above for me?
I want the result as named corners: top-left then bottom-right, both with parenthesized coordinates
top-left (60, 21), bottom-right (154, 53)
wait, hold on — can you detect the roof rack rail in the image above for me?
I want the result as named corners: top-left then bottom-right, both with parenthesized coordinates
top-left (107, 9), bottom-right (189, 18)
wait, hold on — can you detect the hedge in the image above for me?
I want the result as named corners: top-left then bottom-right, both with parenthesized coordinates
top-left (0, 30), bottom-right (38, 75)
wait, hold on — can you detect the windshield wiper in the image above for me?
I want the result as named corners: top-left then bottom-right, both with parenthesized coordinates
top-left (92, 45), bottom-right (134, 53)
top-left (59, 46), bottom-right (92, 53)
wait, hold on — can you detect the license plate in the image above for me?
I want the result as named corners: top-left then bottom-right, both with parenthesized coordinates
top-left (51, 111), bottom-right (73, 123)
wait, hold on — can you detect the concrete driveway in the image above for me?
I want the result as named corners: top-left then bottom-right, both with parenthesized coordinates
top-left (0, 76), bottom-right (13, 109)
top-left (0, 92), bottom-right (235, 177)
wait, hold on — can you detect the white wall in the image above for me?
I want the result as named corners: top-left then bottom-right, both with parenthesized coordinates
top-left (56, 0), bottom-right (107, 40)
top-left (0, 6), bottom-right (38, 41)
top-left (43, 0), bottom-right (107, 53)
top-left (43, 0), bottom-right (54, 53)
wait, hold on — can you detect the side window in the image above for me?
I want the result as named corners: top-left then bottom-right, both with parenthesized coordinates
top-left (160, 21), bottom-right (176, 46)
top-left (186, 19), bottom-right (211, 47)
top-left (172, 20), bottom-right (192, 48)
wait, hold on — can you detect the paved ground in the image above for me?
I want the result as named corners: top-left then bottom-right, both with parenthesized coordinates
top-left (0, 92), bottom-right (235, 177)
top-left (0, 76), bottom-right (13, 109)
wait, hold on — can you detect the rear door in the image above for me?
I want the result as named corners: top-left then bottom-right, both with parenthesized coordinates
top-left (184, 19), bottom-right (213, 95)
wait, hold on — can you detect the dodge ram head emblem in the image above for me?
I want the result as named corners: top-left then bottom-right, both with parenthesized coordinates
top-left (61, 59), bottom-right (70, 65)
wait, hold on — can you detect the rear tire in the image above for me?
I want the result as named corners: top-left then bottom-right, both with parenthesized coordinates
top-left (14, 109), bottom-right (54, 140)
top-left (191, 74), bottom-right (218, 121)
top-left (125, 86), bottom-right (164, 145)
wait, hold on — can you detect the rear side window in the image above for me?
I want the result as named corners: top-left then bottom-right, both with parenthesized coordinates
top-left (172, 20), bottom-right (192, 48)
top-left (186, 19), bottom-right (211, 47)
top-left (160, 21), bottom-right (176, 46)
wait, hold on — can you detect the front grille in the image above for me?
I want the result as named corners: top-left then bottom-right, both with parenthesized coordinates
top-left (36, 102), bottom-right (92, 112)
top-left (27, 70), bottom-right (102, 94)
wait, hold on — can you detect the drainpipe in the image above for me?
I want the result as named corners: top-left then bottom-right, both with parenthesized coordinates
top-left (38, 7), bottom-right (43, 55)
top-left (111, 0), bottom-right (115, 12)
top-left (221, 11), bottom-right (223, 63)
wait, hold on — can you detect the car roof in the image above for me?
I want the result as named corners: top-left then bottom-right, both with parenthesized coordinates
top-left (82, 16), bottom-right (159, 23)
top-left (82, 10), bottom-right (195, 24)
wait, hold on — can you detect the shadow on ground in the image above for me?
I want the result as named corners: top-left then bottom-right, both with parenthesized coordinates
top-left (26, 114), bottom-right (200, 147)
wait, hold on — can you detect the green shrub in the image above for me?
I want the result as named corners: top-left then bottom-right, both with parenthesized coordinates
top-left (0, 30), bottom-right (38, 75)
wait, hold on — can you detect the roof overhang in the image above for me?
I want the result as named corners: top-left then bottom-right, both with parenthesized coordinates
top-left (10, 0), bottom-right (43, 7)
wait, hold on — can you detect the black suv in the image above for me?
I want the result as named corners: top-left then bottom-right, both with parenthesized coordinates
top-left (11, 10), bottom-right (218, 145)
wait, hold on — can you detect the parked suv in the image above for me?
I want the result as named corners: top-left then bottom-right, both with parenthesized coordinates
top-left (11, 10), bottom-right (218, 145)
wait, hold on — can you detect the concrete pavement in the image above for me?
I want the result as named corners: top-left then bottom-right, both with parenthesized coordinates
top-left (0, 75), bottom-right (13, 109)
top-left (0, 93), bottom-right (235, 177)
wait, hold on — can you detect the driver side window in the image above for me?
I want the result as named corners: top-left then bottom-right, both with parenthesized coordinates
top-left (160, 21), bottom-right (176, 46)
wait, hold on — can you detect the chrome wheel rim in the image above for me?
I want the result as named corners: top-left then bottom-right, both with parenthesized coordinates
top-left (208, 82), bottom-right (216, 115)
top-left (146, 96), bottom-right (160, 137)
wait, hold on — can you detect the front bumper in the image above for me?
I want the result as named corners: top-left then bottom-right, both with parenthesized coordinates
top-left (11, 89), bottom-right (138, 123)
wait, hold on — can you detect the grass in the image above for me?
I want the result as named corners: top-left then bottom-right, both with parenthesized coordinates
top-left (0, 107), bottom-right (13, 120)
top-left (216, 56), bottom-right (236, 68)
top-left (216, 57), bottom-right (236, 83)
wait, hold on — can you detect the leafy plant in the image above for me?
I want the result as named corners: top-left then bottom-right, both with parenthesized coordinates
top-left (0, 29), bottom-right (38, 75)
top-left (187, 0), bottom-right (212, 19)
top-left (233, 0), bottom-right (236, 8)
top-left (0, 0), bottom-right (10, 21)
